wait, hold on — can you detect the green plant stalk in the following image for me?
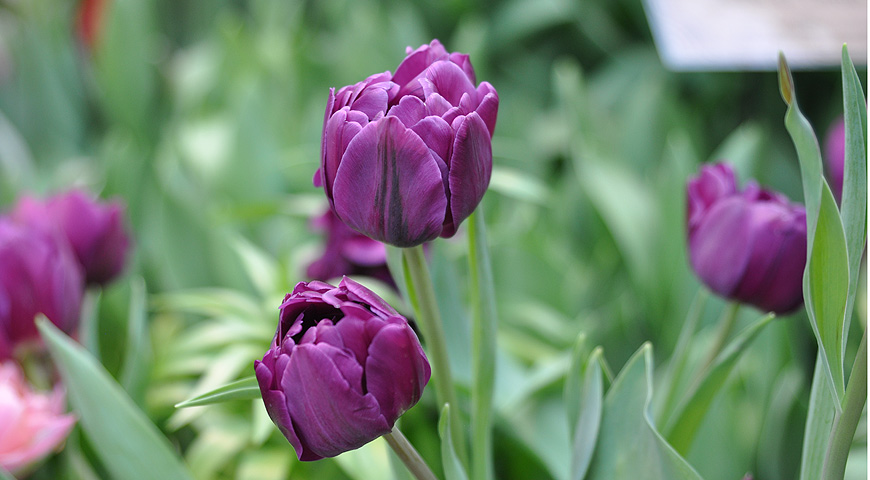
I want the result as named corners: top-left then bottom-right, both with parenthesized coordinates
top-left (822, 329), bottom-right (867, 480)
top-left (468, 209), bottom-right (496, 480)
top-left (697, 303), bottom-right (740, 376)
top-left (384, 427), bottom-right (440, 480)
top-left (402, 246), bottom-right (467, 468)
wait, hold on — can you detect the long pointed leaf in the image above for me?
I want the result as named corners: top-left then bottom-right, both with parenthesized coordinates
top-left (37, 317), bottom-right (193, 480)
top-left (568, 348), bottom-right (604, 480)
top-left (799, 355), bottom-right (837, 480)
top-left (175, 376), bottom-right (261, 408)
top-left (439, 405), bottom-right (470, 480)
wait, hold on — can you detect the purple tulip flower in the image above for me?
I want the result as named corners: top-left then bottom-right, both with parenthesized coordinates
top-left (315, 39), bottom-right (499, 247)
top-left (255, 277), bottom-right (430, 460)
top-left (687, 163), bottom-right (807, 314)
top-left (0, 219), bottom-right (84, 360)
top-left (306, 209), bottom-right (394, 287)
top-left (824, 117), bottom-right (845, 202)
top-left (12, 190), bottom-right (131, 286)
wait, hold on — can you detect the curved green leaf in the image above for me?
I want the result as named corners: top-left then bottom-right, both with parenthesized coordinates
top-left (568, 347), bottom-right (604, 480)
top-left (37, 317), bottom-right (193, 480)
top-left (175, 376), bottom-right (261, 408)
top-left (439, 405), bottom-right (470, 480)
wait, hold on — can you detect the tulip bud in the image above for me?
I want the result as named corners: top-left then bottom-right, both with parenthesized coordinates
top-left (0, 220), bottom-right (84, 360)
top-left (824, 117), bottom-right (845, 202)
top-left (0, 362), bottom-right (76, 475)
top-left (12, 190), bottom-right (131, 286)
top-left (687, 163), bottom-right (807, 314)
top-left (306, 209), bottom-right (394, 287)
top-left (315, 39), bottom-right (498, 247)
top-left (255, 277), bottom-right (430, 460)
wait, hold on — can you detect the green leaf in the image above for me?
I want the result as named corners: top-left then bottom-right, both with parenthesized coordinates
top-left (665, 313), bottom-right (775, 454)
top-left (778, 53), bottom-right (849, 404)
top-left (564, 333), bottom-right (589, 432)
top-left (37, 317), bottom-right (193, 480)
top-left (799, 355), bottom-right (837, 480)
top-left (839, 45), bottom-right (868, 350)
top-left (120, 277), bottom-right (151, 406)
top-left (175, 376), bottom-right (261, 408)
top-left (439, 405), bottom-right (470, 480)
top-left (586, 343), bottom-right (702, 480)
top-left (567, 347), bottom-right (604, 480)
top-left (468, 208), bottom-right (498, 480)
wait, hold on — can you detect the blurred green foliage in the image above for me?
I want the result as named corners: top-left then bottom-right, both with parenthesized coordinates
top-left (0, 0), bottom-right (865, 479)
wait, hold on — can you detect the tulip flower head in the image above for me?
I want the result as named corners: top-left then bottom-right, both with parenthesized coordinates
top-left (824, 117), bottom-right (845, 202)
top-left (306, 209), bottom-right (394, 287)
top-left (255, 278), bottom-right (430, 460)
top-left (12, 190), bottom-right (131, 286)
top-left (0, 219), bottom-right (84, 360)
top-left (687, 163), bottom-right (807, 314)
top-left (315, 39), bottom-right (498, 247)
top-left (0, 362), bottom-right (76, 475)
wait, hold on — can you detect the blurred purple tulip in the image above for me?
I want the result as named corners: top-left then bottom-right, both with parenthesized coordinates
top-left (687, 163), bottom-right (807, 314)
top-left (306, 209), bottom-right (394, 287)
top-left (0, 219), bottom-right (83, 360)
top-left (315, 39), bottom-right (499, 247)
top-left (12, 190), bottom-right (131, 286)
top-left (824, 117), bottom-right (845, 202)
top-left (255, 277), bottom-right (430, 460)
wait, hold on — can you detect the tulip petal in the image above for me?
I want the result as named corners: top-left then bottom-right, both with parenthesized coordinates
top-left (387, 96), bottom-right (427, 128)
top-left (688, 198), bottom-right (753, 297)
top-left (420, 61), bottom-right (477, 106)
top-left (445, 112), bottom-right (492, 236)
top-left (393, 41), bottom-right (449, 90)
top-left (365, 321), bottom-right (430, 423)
top-left (282, 345), bottom-right (390, 459)
top-left (333, 117), bottom-right (447, 247)
top-left (340, 277), bottom-right (399, 318)
top-left (410, 116), bottom-right (453, 167)
top-left (475, 84), bottom-right (499, 137)
top-left (255, 359), bottom-right (312, 460)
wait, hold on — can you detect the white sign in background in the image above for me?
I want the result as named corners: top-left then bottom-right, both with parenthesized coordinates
top-left (643, 0), bottom-right (867, 70)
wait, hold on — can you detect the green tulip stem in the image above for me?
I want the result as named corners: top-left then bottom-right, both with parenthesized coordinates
top-left (384, 426), bottom-right (439, 480)
top-left (699, 302), bottom-right (741, 375)
top-left (402, 245), bottom-right (467, 468)
top-left (822, 328), bottom-right (867, 480)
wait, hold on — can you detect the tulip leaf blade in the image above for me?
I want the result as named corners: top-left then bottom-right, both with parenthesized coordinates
top-left (799, 355), bottom-right (838, 480)
top-left (468, 208), bottom-right (497, 480)
top-left (778, 53), bottom-right (848, 404)
top-left (565, 344), bottom-right (604, 480)
top-left (839, 44), bottom-right (867, 350)
top-left (120, 276), bottom-right (151, 406)
top-left (664, 313), bottom-right (775, 454)
top-left (174, 376), bottom-right (261, 408)
top-left (37, 317), bottom-right (193, 480)
top-left (586, 343), bottom-right (702, 480)
top-left (439, 404), bottom-right (470, 480)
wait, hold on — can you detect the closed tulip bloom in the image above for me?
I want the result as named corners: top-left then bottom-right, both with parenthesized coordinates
top-left (315, 39), bottom-right (498, 247)
top-left (0, 362), bottom-right (76, 475)
top-left (306, 209), bottom-right (393, 287)
top-left (0, 220), bottom-right (83, 360)
top-left (824, 117), bottom-right (845, 202)
top-left (687, 163), bottom-right (807, 314)
top-left (255, 277), bottom-right (430, 460)
top-left (12, 190), bottom-right (131, 286)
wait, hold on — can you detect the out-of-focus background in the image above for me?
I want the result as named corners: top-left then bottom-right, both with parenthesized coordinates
top-left (0, 0), bottom-right (865, 479)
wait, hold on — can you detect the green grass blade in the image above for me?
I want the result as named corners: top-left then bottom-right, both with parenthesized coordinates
top-left (120, 277), bottom-right (151, 406)
top-left (439, 405), bottom-right (470, 480)
top-left (665, 313), bottom-right (775, 454)
top-left (778, 53), bottom-right (849, 404)
top-left (568, 348), bottom-right (604, 480)
top-left (799, 355), bottom-right (837, 480)
top-left (839, 45), bottom-right (868, 350)
top-left (37, 317), bottom-right (193, 480)
top-left (468, 208), bottom-right (497, 480)
top-left (175, 376), bottom-right (261, 408)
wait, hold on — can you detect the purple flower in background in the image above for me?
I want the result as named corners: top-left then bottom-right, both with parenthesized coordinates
top-left (687, 163), bottom-right (807, 314)
top-left (306, 209), bottom-right (394, 287)
top-left (255, 277), bottom-right (430, 460)
top-left (0, 220), bottom-right (83, 360)
top-left (12, 190), bottom-right (131, 286)
top-left (824, 117), bottom-right (845, 202)
top-left (315, 39), bottom-right (499, 247)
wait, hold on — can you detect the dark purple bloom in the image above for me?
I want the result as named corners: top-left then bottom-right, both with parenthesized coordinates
top-left (306, 209), bottom-right (394, 287)
top-left (824, 117), bottom-right (845, 202)
top-left (687, 163), bottom-right (807, 314)
top-left (315, 39), bottom-right (499, 247)
top-left (0, 219), bottom-right (84, 360)
top-left (255, 277), bottom-right (430, 460)
top-left (12, 190), bottom-right (131, 286)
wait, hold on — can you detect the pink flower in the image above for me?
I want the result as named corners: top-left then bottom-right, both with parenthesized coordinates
top-left (0, 363), bottom-right (76, 474)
